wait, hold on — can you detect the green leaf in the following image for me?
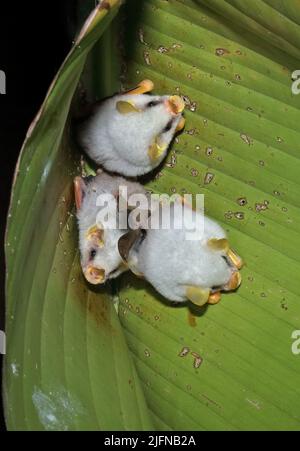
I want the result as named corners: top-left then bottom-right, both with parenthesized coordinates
top-left (117, 0), bottom-right (300, 431)
top-left (4, 0), bottom-right (300, 431)
top-left (4, 0), bottom-right (152, 431)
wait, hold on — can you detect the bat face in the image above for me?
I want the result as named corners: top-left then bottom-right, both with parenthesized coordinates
top-left (118, 202), bottom-right (243, 306)
top-left (79, 222), bottom-right (126, 285)
top-left (74, 176), bottom-right (126, 285)
top-left (74, 174), bottom-right (146, 285)
top-left (78, 80), bottom-right (185, 177)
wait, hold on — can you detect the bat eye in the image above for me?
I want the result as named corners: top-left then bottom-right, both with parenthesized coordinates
top-left (90, 249), bottom-right (97, 260)
top-left (163, 119), bottom-right (173, 133)
top-left (147, 100), bottom-right (160, 108)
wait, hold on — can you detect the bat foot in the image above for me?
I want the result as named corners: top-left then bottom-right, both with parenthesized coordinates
top-left (224, 271), bottom-right (242, 291)
top-left (228, 248), bottom-right (243, 270)
top-left (123, 79), bottom-right (154, 96)
top-left (208, 291), bottom-right (222, 305)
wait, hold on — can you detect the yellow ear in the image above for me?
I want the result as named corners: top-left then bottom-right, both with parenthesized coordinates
top-left (207, 239), bottom-right (243, 269)
top-left (86, 225), bottom-right (104, 248)
top-left (186, 286), bottom-right (210, 306)
top-left (207, 238), bottom-right (229, 252)
top-left (116, 101), bottom-right (140, 114)
top-left (148, 139), bottom-right (167, 162)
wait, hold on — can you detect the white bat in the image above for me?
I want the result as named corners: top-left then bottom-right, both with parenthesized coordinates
top-left (78, 80), bottom-right (185, 177)
top-left (118, 200), bottom-right (243, 307)
top-left (74, 172), bottom-right (146, 285)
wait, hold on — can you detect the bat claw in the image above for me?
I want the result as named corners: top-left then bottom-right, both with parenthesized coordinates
top-left (228, 248), bottom-right (243, 270)
top-left (208, 291), bottom-right (222, 305)
top-left (224, 271), bottom-right (242, 291)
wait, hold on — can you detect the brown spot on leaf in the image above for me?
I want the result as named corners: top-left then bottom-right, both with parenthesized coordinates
top-left (191, 168), bottom-right (199, 177)
top-left (187, 128), bottom-right (196, 136)
top-left (235, 212), bottom-right (245, 220)
top-left (182, 95), bottom-right (197, 113)
top-left (204, 172), bottom-right (214, 184)
top-left (143, 51), bottom-right (151, 65)
top-left (179, 347), bottom-right (190, 357)
top-left (240, 133), bottom-right (253, 145)
top-left (225, 211), bottom-right (234, 220)
top-left (237, 197), bottom-right (247, 206)
top-left (157, 46), bottom-right (168, 53)
top-left (255, 201), bottom-right (269, 212)
top-left (216, 48), bottom-right (230, 56)
top-left (192, 352), bottom-right (203, 369)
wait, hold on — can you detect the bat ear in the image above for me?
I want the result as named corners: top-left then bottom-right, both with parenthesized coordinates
top-left (74, 176), bottom-right (88, 211)
top-left (116, 100), bottom-right (141, 114)
top-left (118, 230), bottom-right (142, 263)
top-left (86, 224), bottom-right (104, 248)
top-left (148, 138), bottom-right (167, 162)
top-left (207, 238), bottom-right (229, 251)
top-left (122, 79), bottom-right (154, 96)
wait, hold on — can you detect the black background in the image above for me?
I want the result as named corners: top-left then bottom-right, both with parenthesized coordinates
top-left (0, 0), bottom-right (76, 431)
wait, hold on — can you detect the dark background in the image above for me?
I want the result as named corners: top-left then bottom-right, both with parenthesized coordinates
top-left (0, 0), bottom-right (80, 431)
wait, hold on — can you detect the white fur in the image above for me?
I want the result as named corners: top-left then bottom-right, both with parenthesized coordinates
top-left (77, 173), bottom-right (146, 283)
top-left (129, 203), bottom-right (234, 302)
top-left (78, 94), bottom-right (183, 177)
